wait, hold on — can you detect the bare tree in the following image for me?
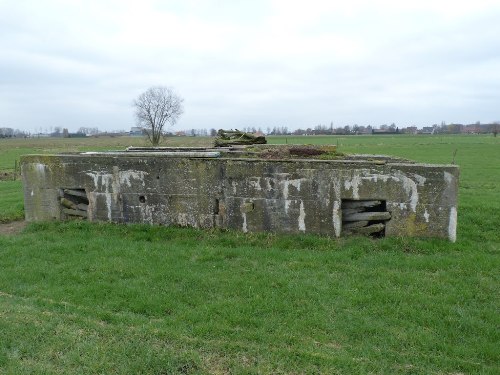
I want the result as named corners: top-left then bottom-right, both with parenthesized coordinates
top-left (78, 126), bottom-right (99, 135)
top-left (133, 86), bottom-right (184, 146)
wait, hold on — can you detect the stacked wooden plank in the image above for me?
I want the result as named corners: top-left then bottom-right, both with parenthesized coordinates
top-left (342, 200), bottom-right (390, 236)
top-left (60, 189), bottom-right (89, 219)
top-left (214, 129), bottom-right (267, 147)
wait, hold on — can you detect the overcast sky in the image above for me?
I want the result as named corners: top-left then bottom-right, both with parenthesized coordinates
top-left (1, 0), bottom-right (499, 132)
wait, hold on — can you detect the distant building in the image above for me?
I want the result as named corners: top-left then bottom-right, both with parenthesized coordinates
top-left (403, 127), bottom-right (418, 135)
top-left (421, 126), bottom-right (435, 134)
top-left (372, 128), bottom-right (399, 135)
top-left (68, 132), bottom-right (86, 138)
top-left (358, 127), bottom-right (372, 135)
top-left (130, 127), bottom-right (144, 136)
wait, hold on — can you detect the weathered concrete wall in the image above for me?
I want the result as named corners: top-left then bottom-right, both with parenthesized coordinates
top-left (21, 152), bottom-right (459, 241)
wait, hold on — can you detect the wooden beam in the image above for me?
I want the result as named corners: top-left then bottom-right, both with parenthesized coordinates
top-left (341, 200), bottom-right (381, 209)
top-left (64, 189), bottom-right (88, 198)
top-left (343, 211), bottom-right (391, 222)
top-left (62, 208), bottom-right (88, 218)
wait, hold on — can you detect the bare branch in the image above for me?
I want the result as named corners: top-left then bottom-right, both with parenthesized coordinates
top-left (133, 86), bottom-right (184, 146)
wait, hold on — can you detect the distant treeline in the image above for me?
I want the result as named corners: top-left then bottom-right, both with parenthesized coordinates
top-left (2, 122), bottom-right (498, 139)
top-left (0, 126), bottom-right (100, 138)
top-left (0, 127), bottom-right (29, 138)
top-left (178, 122), bottom-right (499, 137)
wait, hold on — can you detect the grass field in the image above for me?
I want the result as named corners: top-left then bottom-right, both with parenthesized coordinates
top-left (0, 134), bottom-right (498, 374)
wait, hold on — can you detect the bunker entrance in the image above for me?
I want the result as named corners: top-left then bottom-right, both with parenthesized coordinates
top-left (59, 188), bottom-right (89, 220)
top-left (341, 200), bottom-right (391, 238)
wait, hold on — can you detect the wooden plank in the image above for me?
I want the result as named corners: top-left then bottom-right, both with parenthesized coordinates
top-left (77, 203), bottom-right (88, 211)
top-left (342, 220), bottom-right (369, 230)
top-left (62, 208), bottom-right (88, 218)
top-left (347, 223), bottom-right (385, 235)
top-left (341, 200), bottom-right (381, 209)
top-left (342, 207), bottom-right (365, 216)
top-left (60, 197), bottom-right (77, 210)
top-left (343, 211), bottom-right (391, 222)
top-left (64, 189), bottom-right (88, 198)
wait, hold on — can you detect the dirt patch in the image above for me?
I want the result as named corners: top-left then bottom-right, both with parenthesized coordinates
top-left (257, 145), bottom-right (341, 160)
top-left (289, 146), bottom-right (325, 157)
top-left (0, 221), bottom-right (27, 236)
top-left (0, 171), bottom-right (18, 181)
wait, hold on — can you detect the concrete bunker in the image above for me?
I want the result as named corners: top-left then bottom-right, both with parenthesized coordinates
top-left (21, 145), bottom-right (459, 241)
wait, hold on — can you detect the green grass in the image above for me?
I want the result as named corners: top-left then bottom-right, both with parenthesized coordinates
top-left (0, 180), bottom-right (24, 223)
top-left (0, 134), bottom-right (499, 373)
top-left (1, 222), bottom-right (498, 374)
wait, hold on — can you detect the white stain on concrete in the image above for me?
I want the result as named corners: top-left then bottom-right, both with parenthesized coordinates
top-left (332, 177), bottom-right (341, 198)
top-left (249, 177), bottom-right (262, 191)
top-left (405, 178), bottom-right (419, 212)
top-left (242, 212), bottom-right (248, 233)
top-left (34, 163), bottom-right (46, 176)
top-left (264, 177), bottom-right (273, 191)
top-left (282, 179), bottom-right (302, 200)
top-left (413, 174), bottom-right (426, 186)
top-left (141, 204), bottom-right (154, 224)
top-left (365, 173), bottom-right (378, 183)
top-left (394, 171), bottom-right (419, 212)
top-left (85, 193), bottom-right (97, 221)
top-left (86, 172), bottom-right (117, 191)
top-left (298, 201), bottom-right (306, 232)
top-left (105, 194), bottom-right (112, 221)
top-left (87, 172), bottom-right (100, 188)
top-left (119, 170), bottom-right (148, 187)
top-left (361, 171), bottom-right (422, 213)
top-left (178, 213), bottom-right (189, 226)
top-left (86, 169), bottom-right (148, 221)
top-left (284, 199), bottom-right (291, 214)
top-left (344, 173), bottom-right (361, 199)
top-left (448, 206), bottom-right (457, 242)
top-left (86, 172), bottom-right (114, 220)
top-left (361, 172), bottom-right (391, 184)
top-left (423, 208), bottom-right (430, 223)
top-left (332, 200), bottom-right (341, 237)
top-left (331, 177), bottom-right (342, 237)
top-left (444, 171), bottom-right (454, 185)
